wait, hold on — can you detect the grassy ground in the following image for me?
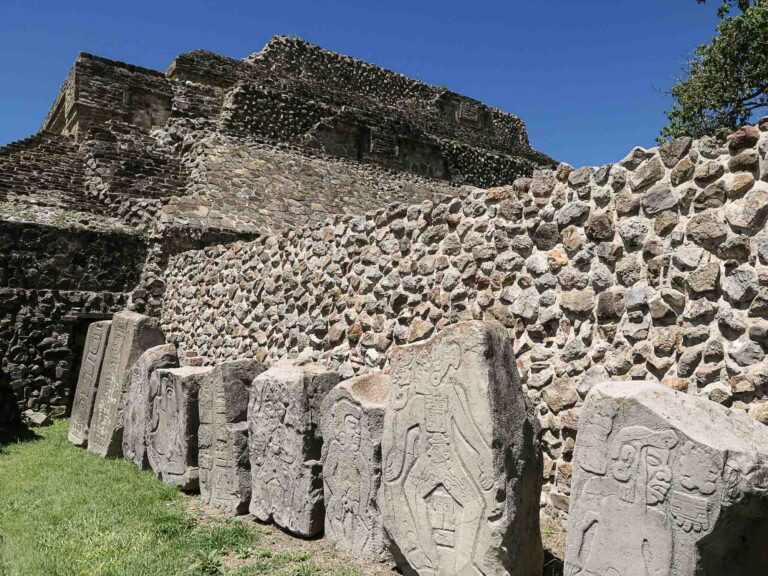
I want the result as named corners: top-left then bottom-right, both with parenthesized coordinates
top-left (0, 420), bottom-right (373, 576)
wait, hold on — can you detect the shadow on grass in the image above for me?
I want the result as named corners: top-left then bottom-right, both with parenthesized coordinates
top-left (0, 425), bottom-right (42, 455)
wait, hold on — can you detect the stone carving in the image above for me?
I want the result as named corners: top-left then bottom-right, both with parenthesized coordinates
top-left (566, 380), bottom-right (768, 576)
top-left (88, 311), bottom-right (165, 458)
top-left (249, 360), bottom-right (340, 536)
top-left (378, 320), bottom-right (543, 576)
top-left (198, 359), bottom-right (264, 515)
top-left (320, 372), bottom-right (392, 562)
top-left (147, 366), bottom-right (211, 490)
top-left (122, 344), bottom-right (178, 468)
top-left (68, 321), bottom-right (112, 447)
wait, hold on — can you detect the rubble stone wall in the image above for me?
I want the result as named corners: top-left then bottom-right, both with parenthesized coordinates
top-left (0, 289), bottom-right (127, 424)
top-left (161, 122), bottom-right (768, 508)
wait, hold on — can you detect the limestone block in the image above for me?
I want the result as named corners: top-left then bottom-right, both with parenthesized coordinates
top-left (87, 311), bottom-right (165, 458)
top-left (122, 344), bottom-right (178, 468)
top-left (147, 366), bottom-right (211, 490)
top-left (199, 359), bottom-right (264, 515)
top-left (566, 380), bottom-right (768, 576)
top-left (378, 320), bottom-right (543, 576)
top-left (68, 321), bottom-right (111, 447)
top-left (320, 373), bottom-right (392, 562)
top-left (249, 360), bottom-right (340, 536)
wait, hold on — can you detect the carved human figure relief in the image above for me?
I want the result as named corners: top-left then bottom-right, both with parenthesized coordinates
top-left (378, 320), bottom-right (543, 576)
top-left (69, 321), bottom-right (111, 447)
top-left (122, 344), bottom-right (178, 469)
top-left (249, 360), bottom-right (339, 537)
top-left (320, 373), bottom-right (391, 562)
top-left (147, 366), bottom-right (209, 490)
top-left (566, 380), bottom-right (768, 576)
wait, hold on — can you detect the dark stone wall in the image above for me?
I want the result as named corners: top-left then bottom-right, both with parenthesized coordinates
top-left (0, 289), bottom-right (126, 425)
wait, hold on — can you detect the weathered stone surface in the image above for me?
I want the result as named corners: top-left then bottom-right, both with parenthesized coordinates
top-left (630, 157), bottom-right (664, 191)
top-left (123, 344), bottom-right (178, 468)
top-left (379, 321), bottom-right (543, 576)
top-left (686, 211), bottom-right (728, 248)
top-left (566, 380), bottom-right (768, 576)
top-left (88, 311), bottom-right (165, 458)
top-left (199, 359), bottom-right (265, 515)
top-left (147, 366), bottom-right (210, 490)
top-left (320, 373), bottom-right (392, 562)
top-left (642, 182), bottom-right (678, 216)
top-left (68, 321), bottom-right (111, 447)
top-left (249, 360), bottom-right (339, 536)
top-left (660, 137), bottom-right (692, 168)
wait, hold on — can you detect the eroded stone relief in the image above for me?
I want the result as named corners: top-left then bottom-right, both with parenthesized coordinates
top-left (147, 366), bottom-right (210, 490)
top-left (68, 320), bottom-right (111, 447)
top-left (122, 344), bottom-right (178, 468)
top-left (199, 359), bottom-right (264, 515)
top-left (378, 320), bottom-right (543, 576)
top-left (320, 372), bottom-right (391, 562)
top-left (88, 311), bottom-right (165, 458)
top-left (566, 380), bottom-right (768, 576)
top-left (249, 360), bottom-right (339, 536)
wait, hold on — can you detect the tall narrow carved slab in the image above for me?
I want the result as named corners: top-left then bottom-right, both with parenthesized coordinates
top-left (249, 361), bottom-right (340, 536)
top-left (147, 366), bottom-right (210, 490)
top-left (87, 311), bottom-right (165, 458)
top-left (320, 373), bottom-right (392, 562)
top-left (566, 381), bottom-right (768, 576)
top-left (199, 360), bottom-right (264, 515)
top-left (68, 321), bottom-right (112, 447)
top-left (379, 320), bottom-right (543, 576)
top-left (122, 344), bottom-right (178, 468)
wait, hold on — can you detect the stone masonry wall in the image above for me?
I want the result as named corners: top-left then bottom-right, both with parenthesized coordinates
top-left (161, 121), bottom-right (768, 512)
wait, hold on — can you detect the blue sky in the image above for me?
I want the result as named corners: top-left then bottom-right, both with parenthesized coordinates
top-left (0, 1), bottom-right (721, 167)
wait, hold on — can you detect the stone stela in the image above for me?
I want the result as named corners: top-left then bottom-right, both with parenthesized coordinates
top-left (566, 380), bottom-right (768, 576)
top-left (249, 361), bottom-right (339, 537)
top-left (87, 311), bottom-right (165, 458)
top-left (198, 359), bottom-right (265, 515)
top-left (320, 372), bottom-right (392, 563)
top-left (378, 320), bottom-right (543, 576)
top-left (68, 321), bottom-right (112, 447)
top-left (147, 366), bottom-right (211, 490)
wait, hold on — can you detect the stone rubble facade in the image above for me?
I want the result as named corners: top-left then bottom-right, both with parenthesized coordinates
top-left (162, 120), bottom-right (768, 512)
top-left (1, 36), bottom-right (552, 427)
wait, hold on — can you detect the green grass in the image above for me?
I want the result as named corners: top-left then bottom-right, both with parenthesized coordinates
top-left (0, 421), bottom-right (355, 576)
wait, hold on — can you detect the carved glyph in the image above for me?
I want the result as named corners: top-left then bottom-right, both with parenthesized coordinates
top-left (69, 321), bottom-right (111, 447)
top-left (378, 320), bottom-right (543, 576)
top-left (566, 380), bottom-right (768, 576)
top-left (249, 360), bottom-right (339, 536)
top-left (320, 372), bottom-right (392, 562)
top-left (198, 360), bottom-right (264, 515)
top-left (147, 366), bottom-right (210, 490)
top-left (122, 344), bottom-right (178, 468)
top-left (88, 311), bottom-right (165, 458)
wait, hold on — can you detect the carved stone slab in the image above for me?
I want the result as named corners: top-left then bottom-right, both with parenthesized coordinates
top-left (249, 360), bottom-right (340, 536)
top-left (378, 320), bottom-right (543, 576)
top-left (320, 373), bottom-right (392, 562)
top-left (68, 321), bottom-right (111, 447)
top-left (88, 311), bottom-right (165, 458)
top-left (147, 366), bottom-right (210, 490)
top-left (199, 359), bottom-right (265, 515)
top-left (122, 344), bottom-right (178, 468)
top-left (566, 380), bottom-right (768, 576)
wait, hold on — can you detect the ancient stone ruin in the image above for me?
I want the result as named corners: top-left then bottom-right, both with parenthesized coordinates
top-left (3, 32), bottom-right (768, 575)
top-left (566, 380), bottom-right (768, 575)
